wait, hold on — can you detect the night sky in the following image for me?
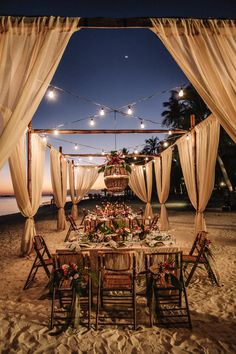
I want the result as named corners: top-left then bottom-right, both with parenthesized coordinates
top-left (0, 0), bottom-right (235, 193)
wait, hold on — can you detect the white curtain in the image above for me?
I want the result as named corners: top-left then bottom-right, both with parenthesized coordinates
top-left (177, 115), bottom-right (220, 233)
top-left (154, 148), bottom-right (172, 231)
top-left (76, 166), bottom-right (99, 202)
top-left (151, 18), bottom-right (236, 142)
top-left (0, 16), bottom-right (79, 170)
top-left (9, 134), bottom-right (46, 255)
top-left (129, 162), bottom-right (153, 219)
top-left (68, 161), bottom-right (79, 219)
top-left (50, 148), bottom-right (67, 231)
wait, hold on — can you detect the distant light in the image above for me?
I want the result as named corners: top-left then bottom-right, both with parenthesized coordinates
top-left (87, 168), bottom-right (90, 171)
top-left (178, 88), bottom-right (184, 98)
top-left (101, 149), bottom-right (105, 156)
top-left (127, 106), bottom-right (133, 115)
top-left (122, 154), bottom-right (125, 158)
top-left (143, 166), bottom-right (146, 170)
top-left (140, 121), bottom-right (145, 129)
top-left (163, 141), bottom-right (169, 147)
top-left (186, 135), bottom-right (190, 140)
top-left (131, 163), bottom-right (134, 167)
top-left (47, 88), bottom-right (55, 100)
top-left (89, 156), bottom-right (93, 161)
top-left (90, 118), bottom-right (95, 126)
top-left (113, 173), bottom-right (117, 176)
top-left (95, 166), bottom-right (98, 169)
top-left (125, 55), bottom-right (129, 59)
top-left (168, 130), bottom-right (172, 135)
top-left (54, 129), bottom-right (59, 135)
top-left (145, 157), bottom-right (148, 161)
top-left (42, 136), bottom-right (47, 142)
top-left (134, 148), bottom-right (138, 154)
top-left (74, 144), bottom-right (78, 150)
top-left (134, 156), bottom-right (137, 160)
top-left (100, 107), bottom-right (105, 116)
top-left (220, 181), bottom-right (226, 187)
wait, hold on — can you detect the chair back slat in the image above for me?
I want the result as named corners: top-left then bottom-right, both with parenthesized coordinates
top-left (56, 250), bottom-right (88, 269)
top-left (34, 235), bottom-right (44, 251)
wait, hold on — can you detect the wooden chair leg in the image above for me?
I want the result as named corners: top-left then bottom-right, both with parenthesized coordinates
top-left (88, 277), bottom-right (92, 329)
top-left (23, 263), bottom-right (39, 290)
top-left (50, 286), bottom-right (56, 330)
top-left (182, 283), bottom-right (192, 329)
top-left (64, 226), bottom-right (72, 242)
top-left (185, 262), bottom-right (199, 287)
top-left (133, 283), bottom-right (137, 330)
top-left (95, 273), bottom-right (101, 330)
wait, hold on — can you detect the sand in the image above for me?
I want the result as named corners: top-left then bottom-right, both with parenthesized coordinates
top-left (0, 201), bottom-right (236, 353)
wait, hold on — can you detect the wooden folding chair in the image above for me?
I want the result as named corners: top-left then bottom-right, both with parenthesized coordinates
top-left (23, 235), bottom-right (53, 290)
top-left (182, 231), bottom-right (219, 287)
top-left (146, 251), bottom-right (192, 329)
top-left (50, 250), bottom-right (92, 331)
top-left (96, 251), bottom-right (137, 330)
top-left (64, 215), bottom-right (84, 242)
top-left (150, 213), bottom-right (160, 231)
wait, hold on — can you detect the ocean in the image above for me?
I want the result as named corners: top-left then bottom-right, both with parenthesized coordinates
top-left (0, 196), bottom-right (52, 216)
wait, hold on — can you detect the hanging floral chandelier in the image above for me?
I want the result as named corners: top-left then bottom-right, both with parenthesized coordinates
top-left (98, 151), bottom-right (131, 193)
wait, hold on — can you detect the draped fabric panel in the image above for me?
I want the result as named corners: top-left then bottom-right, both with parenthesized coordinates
top-left (177, 115), bottom-right (220, 233)
top-left (129, 162), bottom-right (153, 219)
top-left (154, 148), bottom-right (172, 231)
top-left (0, 16), bottom-right (79, 170)
top-left (68, 161), bottom-right (78, 219)
top-left (9, 134), bottom-right (46, 255)
top-left (76, 166), bottom-right (99, 202)
top-left (151, 18), bottom-right (236, 142)
top-left (50, 148), bottom-right (67, 231)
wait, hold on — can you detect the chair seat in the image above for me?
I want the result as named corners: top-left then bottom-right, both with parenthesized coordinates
top-left (182, 254), bottom-right (205, 263)
top-left (103, 272), bottom-right (132, 290)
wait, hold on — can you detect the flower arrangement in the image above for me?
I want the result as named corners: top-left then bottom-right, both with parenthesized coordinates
top-left (95, 201), bottom-right (132, 218)
top-left (149, 257), bottom-right (182, 289)
top-left (98, 151), bottom-right (131, 174)
top-left (53, 263), bottom-right (90, 295)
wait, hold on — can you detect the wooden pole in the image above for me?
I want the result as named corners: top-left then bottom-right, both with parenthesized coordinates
top-left (27, 122), bottom-right (32, 204)
top-left (32, 128), bottom-right (186, 135)
top-left (190, 114), bottom-right (196, 130)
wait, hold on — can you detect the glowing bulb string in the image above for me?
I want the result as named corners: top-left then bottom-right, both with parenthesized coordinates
top-left (47, 83), bottom-right (188, 129)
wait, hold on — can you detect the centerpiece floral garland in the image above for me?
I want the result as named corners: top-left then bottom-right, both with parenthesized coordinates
top-left (98, 151), bottom-right (131, 173)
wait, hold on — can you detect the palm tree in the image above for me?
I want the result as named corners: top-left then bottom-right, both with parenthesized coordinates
top-left (141, 136), bottom-right (160, 155)
top-left (161, 84), bottom-right (234, 191)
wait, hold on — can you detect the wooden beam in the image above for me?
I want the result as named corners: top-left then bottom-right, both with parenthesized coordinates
top-left (78, 17), bottom-right (152, 28)
top-left (32, 129), bottom-right (186, 135)
top-left (63, 153), bottom-right (157, 158)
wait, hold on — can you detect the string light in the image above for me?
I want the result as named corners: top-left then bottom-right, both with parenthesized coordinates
top-left (163, 141), bottom-right (169, 147)
top-left (131, 163), bottom-right (134, 167)
top-left (178, 88), bottom-right (184, 97)
top-left (42, 136), bottom-right (47, 142)
top-left (122, 154), bottom-right (125, 158)
top-left (54, 129), bottom-right (59, 135)
top-left (127, 106), bottom-right (133, 115)
top-left (134, 156), bottom-right (137, 160)
top-left (186, 135), bottom-right (190, 140)
top-left (140, 121), bottom-right (145, 129)
top-left (47, 88), bottom-right (55, 100)
top-left (74, 144), bottom-right (78, 150)
top-left (100, 107), bottom-right (105, 116)
top-left (90, 118), bottom-right (95, 126)
top-left (168, 130), bottom-right (172, 135)
top-left (145, 157), bottom-right (149, 161)
top-left (134, 148), bottom-right (138, 154)
top-left (101, 149), bottom-right (105, 155)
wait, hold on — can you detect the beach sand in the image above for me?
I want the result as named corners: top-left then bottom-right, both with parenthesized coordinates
top-left (0, 200), bottom-right (236, 353)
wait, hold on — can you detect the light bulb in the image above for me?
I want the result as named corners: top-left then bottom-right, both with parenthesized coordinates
top-left (145, 157), bottom-right (148, 161)
top-left (163, 141), bottom-right (169, 147)
top-left (74, 144), bottom-right (78, 150)
top-left (131, 163), bottom-right (134, 167)
top-left (90, 118), bottom-right (95, 126)
top-left (42, 136), bottom-right (47, 142)
top-left (100, 107), bottom-right (105, 116)
top-left (54, 129), bottom-right (59, 135)
top-left (89, 156), bottom-right (93, 160)
top-left (168, 130), bottom-right (172, 135)
top-left (140, 121), bottom-right (145, 129)
top-left (47, 88), bottom-right (55, 99)
top-left (134, 148), bottom-right (138, 154)
top-left (178, 88), bottom-right (184, 97)
top-left (186, 135), bottom-right (190, 140)
top-left (127, 106), bottom-right (133, 115)
top-left (101, 150), bottom-right (105, 155)
top-left (134, 156), bottom-right (137, 160)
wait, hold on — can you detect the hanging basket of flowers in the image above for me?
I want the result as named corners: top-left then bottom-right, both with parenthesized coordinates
top-left (98, 151), bottom-right (131, 193)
